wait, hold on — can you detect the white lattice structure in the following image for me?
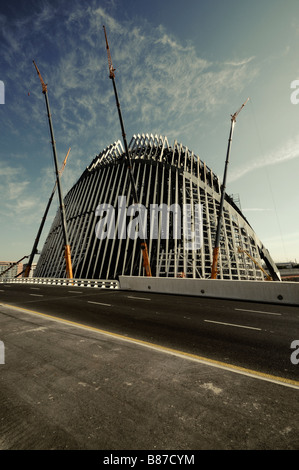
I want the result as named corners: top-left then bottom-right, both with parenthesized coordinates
top-left (35, 134), bottom-right (280, 281)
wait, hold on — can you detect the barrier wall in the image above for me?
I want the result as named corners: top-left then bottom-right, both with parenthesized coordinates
top-left (0, 278), bottom-right (120, 289)
top-left (119, 276), bottom-right (299, 306)
top-left (1, 276), bottom-right (298, 305)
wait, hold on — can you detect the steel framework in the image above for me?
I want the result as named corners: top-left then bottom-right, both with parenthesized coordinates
top-left (35, 134), bottom-right (280, 281)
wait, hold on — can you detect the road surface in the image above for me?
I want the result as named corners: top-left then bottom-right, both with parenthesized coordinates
top-left (0, 283), bottom-right (298, 450)
top-left (0, 283), bottom-right (298, 382)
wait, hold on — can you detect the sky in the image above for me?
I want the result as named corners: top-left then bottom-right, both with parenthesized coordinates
top-left (0, 0), bottom-right (299, 264)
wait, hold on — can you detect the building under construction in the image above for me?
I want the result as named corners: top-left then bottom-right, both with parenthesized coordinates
top-left (34, 133), bottom-right (280, 281)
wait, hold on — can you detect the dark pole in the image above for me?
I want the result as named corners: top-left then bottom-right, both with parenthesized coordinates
top-left (0, 256), bottom-right (28, 278)
top-left (110, 76), bottom-right (139, 206)
top-left (43, 91), bottom-right (69, 248)
top-left (211, 98), bottom-right (249, 279)
top-left (211, 118), bottom-right (235, 279)
top-left (103, 26), bottom-right (151, 276)
top-left (23, 184), bottom-right (56, 278)
top-left (23, 149), bottom-right (70, 278)
top-left (33, 60), bottom-right (73, 279)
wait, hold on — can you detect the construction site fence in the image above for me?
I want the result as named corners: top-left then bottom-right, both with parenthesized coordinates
top-left (0, 277), bottom-right (120, 289)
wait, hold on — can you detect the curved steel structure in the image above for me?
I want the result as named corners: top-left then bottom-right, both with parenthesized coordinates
top-left (35, 134), bottom-right (280, 281)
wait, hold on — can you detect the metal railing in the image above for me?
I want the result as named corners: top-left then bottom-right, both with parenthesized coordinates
top-left (0, 277), bottom-right (120, 289)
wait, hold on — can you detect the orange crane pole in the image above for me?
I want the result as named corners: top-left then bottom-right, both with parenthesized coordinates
top-left (103, 26), bottom-right (152, 277)
top-left (33, 60), bottom-right (73, 279)
top-left (238, 247), bottom-right (272, 281)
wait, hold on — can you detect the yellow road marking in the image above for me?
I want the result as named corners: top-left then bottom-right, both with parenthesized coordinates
top-left (2, 302), bottom-right (299, 390)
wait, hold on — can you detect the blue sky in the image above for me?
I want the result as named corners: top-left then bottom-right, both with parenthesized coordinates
top-left (0, 0), bottom-right (299, 264)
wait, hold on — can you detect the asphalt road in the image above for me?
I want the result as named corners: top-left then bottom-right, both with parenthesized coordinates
top-left (0, 283), bottom-right (299, 450)
top-left (0, 283), bottom-right (298, 383)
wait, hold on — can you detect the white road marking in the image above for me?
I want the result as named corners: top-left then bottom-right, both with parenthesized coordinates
top-left (68, 290), bottom-right (83, 293)
top-left (29, 294), bottom-right (44, 297)
top-left (15, 326), bottom-right (48, 335)
top-left (30, 287), bottom-right (40, 290)
top-left (235, 308), bottom-right (281, 316)
top-left (204, 319), bottom-right (261, 331)
top-left (87, 301), bottom-right (111, 307)
top-left (2, 302), bottom-right (299, 390)
top-left (127, 296), bottom-right (151, 301)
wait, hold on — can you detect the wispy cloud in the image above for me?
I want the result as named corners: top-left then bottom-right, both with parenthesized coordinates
top-left (0, 164), bottom-right (43, 222)
top-left (0, 0), bottom-right (260, 226)
top-left (224, 56), bottom-right (255, 67)
top-left (243, 208), bottom-right (273, 212)
top-left (229, 134), bottom-right (299, 182)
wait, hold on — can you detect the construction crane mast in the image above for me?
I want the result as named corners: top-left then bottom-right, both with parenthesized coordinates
top-left (33, 60), bottom-right (73, 279)
top-left (103, 26), bottom-right (152, 277)
top-left (22, 148), bottom-right (71, 278)
top-left (211, 98), bottom-right (249, 279)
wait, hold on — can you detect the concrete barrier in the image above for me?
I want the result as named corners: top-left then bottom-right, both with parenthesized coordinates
top-left (119, 276), bottom-right (299, 306)
top-left (0, 278), bottom-right (120, 289)
top-left (1, 276), bottom-right (298, 306)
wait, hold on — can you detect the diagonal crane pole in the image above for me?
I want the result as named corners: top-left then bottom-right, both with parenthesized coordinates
top-left (237, 247), bottom-right (272, 281)
top-left (103, 26), bottom-right (152, 277)
top-left (211, 98), bottom-right (249, 279)
top-left (0, 256), bottom-right (28, 278)
top-left (22, 148), bottom-right (71, 278)
top-left (33, 60), bottom-right (73, 279)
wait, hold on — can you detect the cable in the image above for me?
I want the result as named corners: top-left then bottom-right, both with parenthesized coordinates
top-left (248, 98), bottom-right (288, 261)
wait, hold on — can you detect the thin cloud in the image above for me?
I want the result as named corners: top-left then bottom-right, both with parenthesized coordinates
top-left (4, 2), bottom-right (258, 140)
top-left (0, 163), bottom-right (20, 178)
top-left (0, 0), bottom-right (260, 225)
top-left (243, 208), bottom-right (273, 212)
top-left (224, 56), bottom-right (255, 67)
top-left (229, 134), bottom-right (299, 182)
